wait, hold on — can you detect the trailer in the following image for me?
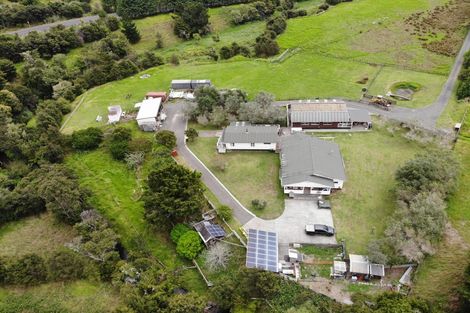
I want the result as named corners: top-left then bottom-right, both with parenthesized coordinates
top-left (363, 94), bottom-right (395, 111)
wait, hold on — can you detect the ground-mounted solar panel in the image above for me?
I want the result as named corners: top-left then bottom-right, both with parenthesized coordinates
top-left (245, 229), bottom-right (279, 272)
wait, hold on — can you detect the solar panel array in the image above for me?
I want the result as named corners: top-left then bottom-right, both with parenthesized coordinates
top-left (246, 229), bottom-right (278, 272)
top-left (206, 224), bottom-right (226, 238)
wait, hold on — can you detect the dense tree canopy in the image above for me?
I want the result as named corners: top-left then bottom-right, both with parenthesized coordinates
top-left (173, 1), bottom-right (210, 39)
top-left (144, 163), bottom-right (206, 228)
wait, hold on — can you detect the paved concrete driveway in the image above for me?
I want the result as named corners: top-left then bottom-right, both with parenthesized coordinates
top-left (243, 199), bottom-right (337, 245)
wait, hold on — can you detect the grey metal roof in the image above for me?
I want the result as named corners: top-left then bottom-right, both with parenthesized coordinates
top-left (348, 109), bottom-right (371, 123)
top-left (220, 122), bottom-right (280, 144)
top-left (349, 254), bottom-right (370, 275)
top-left (291, 111), bottom-right (351, 123)
top-left (280, 133), bottom-right (346, 186)
top-left (369, 263), bottom-right (385, 277)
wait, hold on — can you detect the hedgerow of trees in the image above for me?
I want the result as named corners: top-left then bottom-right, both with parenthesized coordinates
top-left (0, 0), bottom-right (92, 29)
top-left (457, 51), bottom-right (470, 100)
top-left (185, 86), bottom-right (284, 126)
top-left (368, 150), bottom-right (459, 264)
top-left (0, 15), bottom-right (121, 63)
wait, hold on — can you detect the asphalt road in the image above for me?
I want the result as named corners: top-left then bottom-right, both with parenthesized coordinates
top-left (162, 102), bottom-right (255, 225)
top-left (4, 14), bottom-right (118, 37)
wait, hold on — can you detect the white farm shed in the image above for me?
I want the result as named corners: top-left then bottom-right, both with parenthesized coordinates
top-left (136, 98), bottom-right (162, 131)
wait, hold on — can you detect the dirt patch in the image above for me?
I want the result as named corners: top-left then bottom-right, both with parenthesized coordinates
top-left (300, 278), bottom-right (353, 305)
top-left (404, 0), bottom-right (470, 56)
top-left (445, 222), bottom-right (470, 249)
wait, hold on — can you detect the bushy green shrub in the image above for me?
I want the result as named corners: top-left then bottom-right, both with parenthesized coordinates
top-left (266, 16), bottom-right (287, 35)
top-left (171, 223), bottom-right (192, 244)
top-left (176, 231), bottom-right (203, 260)
top-left (7, 254), bottom-right (48, 285)
top-left (155, 130), bottom-right (177, 149)
top-left (71, 127), bottom-right (103, 150)
top-left (47, 249), bottom-right (86, 281)
top-left (109, 127), bottom-right (132, 160)
top-left (251, 199), bottom-right (267, 210)
top-left (217, 205), bottom-right (232, 221)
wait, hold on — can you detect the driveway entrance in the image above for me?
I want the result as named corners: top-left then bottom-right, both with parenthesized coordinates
top-left (243, 199), bottom-right (337, 246)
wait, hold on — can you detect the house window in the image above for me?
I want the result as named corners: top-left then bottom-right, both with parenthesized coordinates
top-left (251, 143), bottom-right (255, 147)
top-left (264, 142), bottom-right (271, 145)
top-left (231, 143), bottom-right (235, 146)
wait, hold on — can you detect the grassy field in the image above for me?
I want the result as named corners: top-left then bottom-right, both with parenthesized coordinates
top-left (0, 211), bottom-right (121, 312)
top-left (188, 137), bottom-right (285, 219)
top-left (0, 213), bottom-right (76, 258)
top-left (60, 0), bottom-right (460, 133)
top-left (437, 90), bottom-right (469, 129)
top-left (367, 67), bottom-right (447, 108)
top-left (0, 281), bottom-right (121, 313)
top-left (413, 118), bottom-right (470, 309)
top-left (277, 0), bottom-right (453, 75)
top-left (320, 120), bottom-right (425, 253)
top-left (62, 54), bottom-right (380, 133)
top-left (65, 143), bottom-right (207, 293)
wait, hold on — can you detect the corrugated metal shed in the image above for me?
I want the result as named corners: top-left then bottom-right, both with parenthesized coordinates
top-left (136, 98), bottom-right (161, 120)
top-left (171, 79), bottom-right (192, 90)
top-left (349, 254), bottom-right (369, 275)
top-left (291, 111), bottom-right (350, 123)
top-left (191, 80), bottom-right (212, 89)
top-left (348, 109), bottom-right (371, 124)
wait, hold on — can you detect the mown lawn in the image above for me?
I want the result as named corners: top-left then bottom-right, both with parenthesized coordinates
top-left (188, 137), bottom-right (285, 219)
top-left (367, 67), bottom-right (447, 108)
top-left (319, 120), bottom-right (425, 253)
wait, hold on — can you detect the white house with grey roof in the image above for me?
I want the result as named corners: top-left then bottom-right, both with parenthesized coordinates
top-left (280, 133), bottom-right (346, 196)
top-left (217, 122), bottom-right (280, 153)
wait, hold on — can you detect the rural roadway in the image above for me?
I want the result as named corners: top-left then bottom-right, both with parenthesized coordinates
top-left (3, 14), bottom-right (118, 37)
top-left (163, 30), bottom-right (470, 227)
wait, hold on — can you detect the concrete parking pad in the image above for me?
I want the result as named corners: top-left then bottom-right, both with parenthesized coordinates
top-left (243, 199), bottom-right (337, 245)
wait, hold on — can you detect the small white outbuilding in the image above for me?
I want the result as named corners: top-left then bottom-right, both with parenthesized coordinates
top-left (136, 97), bottom-right (162, 131)
top-left (107, 105), bottom-right (122, 124)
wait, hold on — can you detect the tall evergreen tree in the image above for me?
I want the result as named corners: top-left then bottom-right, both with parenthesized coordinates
top-left (121, 19), bottom-right (141, 44)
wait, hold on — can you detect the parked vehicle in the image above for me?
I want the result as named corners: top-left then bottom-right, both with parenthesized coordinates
top-left (305, 224), bottom-right (335, 236)
top-left (318, 199), bottom-right (331, 209)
